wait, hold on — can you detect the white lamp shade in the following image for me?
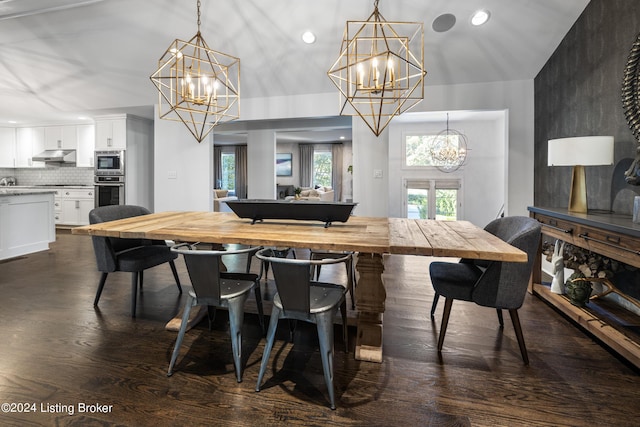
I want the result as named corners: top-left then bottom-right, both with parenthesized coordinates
top-left (548, 136), bottom-right (614, 166)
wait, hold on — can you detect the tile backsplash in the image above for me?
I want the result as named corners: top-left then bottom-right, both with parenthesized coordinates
top-left (0, 167), bottom-right (94, 186)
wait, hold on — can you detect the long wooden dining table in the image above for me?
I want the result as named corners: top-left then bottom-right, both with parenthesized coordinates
top-left (72, 211), bottom-right (527, 363)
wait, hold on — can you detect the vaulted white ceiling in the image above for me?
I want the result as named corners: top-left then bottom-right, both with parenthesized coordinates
top-left (0, 0), bottom-right (589, 125)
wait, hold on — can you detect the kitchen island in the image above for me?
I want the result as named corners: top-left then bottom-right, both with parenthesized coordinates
top-left (0, 189), bottom-right (56, 260)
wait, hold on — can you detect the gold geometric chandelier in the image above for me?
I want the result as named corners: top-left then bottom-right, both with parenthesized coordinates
top-left (327, 0), bottom-right (427, 137)
top-left (150, 0), bottom-right (240, 143)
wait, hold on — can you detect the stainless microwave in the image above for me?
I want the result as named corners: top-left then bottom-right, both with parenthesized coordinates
top-left (94, 150), bottom-right (125, 176)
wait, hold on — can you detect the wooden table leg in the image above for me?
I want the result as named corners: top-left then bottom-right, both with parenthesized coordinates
top-left (354, 252), bottom-right (386, 363)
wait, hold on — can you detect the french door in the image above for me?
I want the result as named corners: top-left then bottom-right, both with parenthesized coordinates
top-left (404, 179), bottom-right (461, 220)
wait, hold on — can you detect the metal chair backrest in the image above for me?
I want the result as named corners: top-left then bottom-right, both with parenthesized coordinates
top-left (256, 248), bottom-right (351, 320)
top-left (172, 243), bottom-right (260, 305)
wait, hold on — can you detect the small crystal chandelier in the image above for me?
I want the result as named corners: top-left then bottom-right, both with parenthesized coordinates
top-left (430, 113), bottom-right (468, 172)
top-left (150, 0), bottom-right (240, 143)
top-left (327, 0), bottom-right (427, 136)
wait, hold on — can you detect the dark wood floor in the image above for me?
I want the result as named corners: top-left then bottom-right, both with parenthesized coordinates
top-left (0, 231), bottom-right (638, 426)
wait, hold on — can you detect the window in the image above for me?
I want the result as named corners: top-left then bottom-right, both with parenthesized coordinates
top-left (404, 134), bottom-right (464, 168)
top-left (220, 152), bottom-right (235, 194)
top-left (405, 179), bottom-right (461, 220)
top-left (313, 148), bottom-right (332, 187)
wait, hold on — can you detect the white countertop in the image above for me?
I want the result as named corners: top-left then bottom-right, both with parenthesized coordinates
top-left (0, 188), bottom-right (57, 196)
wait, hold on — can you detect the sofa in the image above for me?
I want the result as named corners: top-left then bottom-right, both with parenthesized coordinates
top-left (213, 189), bottom-right (238, 212)
top-left (288, 186), bottom-right (335, 201)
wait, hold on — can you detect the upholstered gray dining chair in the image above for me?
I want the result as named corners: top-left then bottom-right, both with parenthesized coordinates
top-left (89, 205), bottom-right (182, 317)
top-left (254, 248), bottom-right (350, 410)
top-left (168, 243), bottom-right (265, 382)
top-left (429, 216), bottom-right (541, 365)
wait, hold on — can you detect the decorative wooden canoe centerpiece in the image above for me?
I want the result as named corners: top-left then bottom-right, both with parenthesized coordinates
top-left (226, 199), bottom-right (357, 227)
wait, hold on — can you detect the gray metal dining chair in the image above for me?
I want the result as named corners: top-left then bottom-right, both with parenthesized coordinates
top-left (254, 248), bottom-right (350, 410)
top-left (89, 205), bottom-right (182, 317)
top-left (309, 249), bottom-right (356, 309)
top-left (167, 243), bottom-right (265, 382)
top-left (429, 216), bottom-right (541, 365)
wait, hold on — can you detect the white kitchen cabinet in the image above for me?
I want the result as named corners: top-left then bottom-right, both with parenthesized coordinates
top-left (95, 117), bottom-right (127, 150)
top-left (76, 124), bottom-right (96, 167)
top-left (15, 127), bottom-right (45, 168)
top-left (52, 189), bottom-right (63, 224)
top-left (44, 125), bottom-right (77, 150)
top-left (60, 188), bottom-right (94, 225)
top-left (0, 191), bottom-right (56, 261)
top-left (0, 127), bottom-right (16, 167)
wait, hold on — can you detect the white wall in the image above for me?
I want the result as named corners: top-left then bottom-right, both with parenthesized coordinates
top-left (125, 116), bottom-right (154, 210)
top-left (275, 142), bottom-right (299, 188)
top-left (153, 106), bottom-right (212, 212)
top-left (352, 120), bottom-right (389, 217)
top-left (247, 130), bottom-right (276, 199)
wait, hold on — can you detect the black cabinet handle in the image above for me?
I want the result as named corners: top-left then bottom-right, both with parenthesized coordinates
top-left (541, 219), bottom-right (573, 234)
top-left (579, 232), bottom-right (640, 256)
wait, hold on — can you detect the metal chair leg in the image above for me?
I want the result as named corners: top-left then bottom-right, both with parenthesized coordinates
top-left (316, 311), bottom-right (337, 410)
top-left (254, 281), bottom-right (265, 334)
top-left (94, 272), bottom-right (108, 306)
top-left (509, 309), bottom-right (529, 365)
top-left (340, 300), bottom-right (348, 353)
top-left (227, 293), bottom-right (249, 382)
top-left (167, 296), bottom-right (195, 376)
top-left (437, 298), bottom-right (453, 352)
top-left (256, 306), bottom-right (281, 392)
top-left (169, 260), bottom-right (182, 293)
top-left (347, 255), bottom-right (355, 310)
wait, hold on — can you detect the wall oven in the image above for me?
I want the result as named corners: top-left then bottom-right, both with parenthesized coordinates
top-left (95, 175), bottom-right (125, 207)
top-left (95, 150), bottom-right (125, 176)
top-left (94, 150), bottom-right (125, 207)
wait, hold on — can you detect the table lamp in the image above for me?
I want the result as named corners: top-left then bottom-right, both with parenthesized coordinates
top-left (548, 136), bottom-right (614, 213)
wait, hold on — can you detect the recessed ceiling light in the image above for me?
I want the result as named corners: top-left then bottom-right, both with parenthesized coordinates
top-left (340, 136), bottom-right (345, 140)
top-left (8, 120), bottom-right (17, 124)
top-left (471, 9), bottom-right (490, 26)
top-left (302, 31), bottom-right (316, 44)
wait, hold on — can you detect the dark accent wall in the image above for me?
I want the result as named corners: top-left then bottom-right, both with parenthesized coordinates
top-left (535, 0), bottom-right (640, 213)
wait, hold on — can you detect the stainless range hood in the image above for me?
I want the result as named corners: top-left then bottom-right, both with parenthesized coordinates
top-left (32, 149), bottom-right (77, 165)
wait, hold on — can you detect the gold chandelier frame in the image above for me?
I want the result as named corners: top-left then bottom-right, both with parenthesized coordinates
top-left (150, 0), bottom-right (240, 143)
top-left (328, 0), bottom-right (427, 136)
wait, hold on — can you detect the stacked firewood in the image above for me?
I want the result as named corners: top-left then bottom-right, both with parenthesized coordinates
top-left (542, 240), bottom-right (632, 279)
